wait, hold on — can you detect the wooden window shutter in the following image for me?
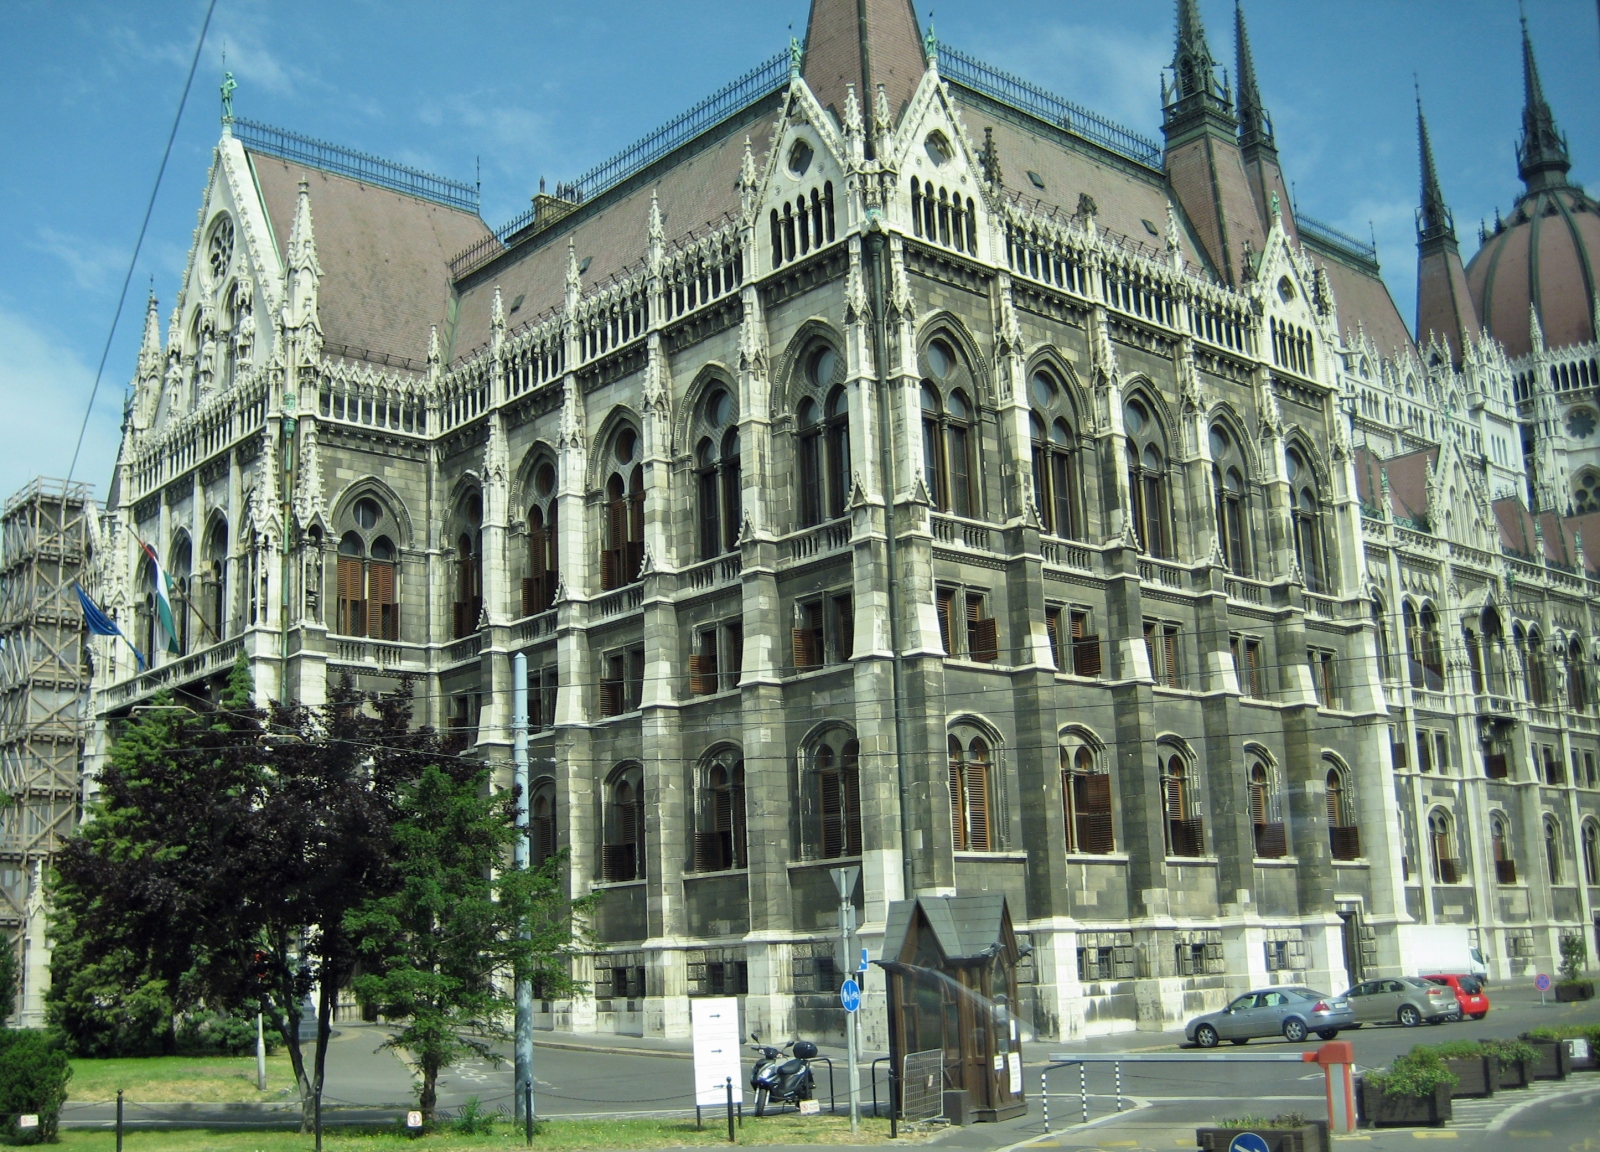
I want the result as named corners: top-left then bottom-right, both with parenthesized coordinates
top-left (732, 772), bottom-right (747, 868)
top-left (842, 761), bottom-right (862, 856)
top-left (836, 597), bottom-right (854, 661)
top-left (337, 557), bottom-right (363, 635)
top-left (689, 653), bottom-right (716, 695)
top-left (949, 755), bottom-right (965, 850)
top-left (693, 831), bottom-right (721, 873)
top-left (793, 625), bottom-right (815, 669)
top-left (368, 561), bottom-right (395, 640)
top-left (1075, 773), bottom-right (1114, 854)
top-left (819, 770), bottom-right (843, 858)
top-left (1045, 610), bottom-right (1061, 668)
top-left (937, 588), bottom-right (954, 653)
top-left (971, 616), bottom-right (999, 663)
top-left (1074, 632), bottom-right (1102, 678)
top-left (1144, 623), bottom-right (1157, 680)
top-left (965, 759), bottom-right (990, 850)
top-left (1162, 628), bottom-right (1179, 687)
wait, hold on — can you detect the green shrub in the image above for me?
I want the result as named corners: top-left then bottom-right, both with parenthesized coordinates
top-left (1558, 934), bottom-right (1588, 984)
top-left (1426, 1040), bottom-right (1493, 1060)
top-left (0, 1030), bottom-right (70, 1144)
top-left (1480, 1037), bottom-right (1541, 1067)
top-left (452, 1096), bottom-right (497, 1135)
top-left (1364, 1045), bottom-right (1458, 1100)
top-left (174, 1009), bottom-right (280, 1056)
top-left (1526, 1024), bottom-right (1600, 1045)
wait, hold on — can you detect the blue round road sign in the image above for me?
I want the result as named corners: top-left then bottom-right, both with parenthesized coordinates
top-left (841, 978), bottom-right (861, 1012)
top-left (1228, 1134), bottom-right (1271, 1152)
top-left (1535, 973), bottom-right (1552, 991)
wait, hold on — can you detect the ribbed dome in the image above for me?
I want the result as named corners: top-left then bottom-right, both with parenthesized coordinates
top-left (1465, 185), bottom-right (1600, 360)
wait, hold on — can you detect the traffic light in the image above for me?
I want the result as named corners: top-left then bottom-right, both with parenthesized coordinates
top-left (251, 950), bottom-right (270, 988)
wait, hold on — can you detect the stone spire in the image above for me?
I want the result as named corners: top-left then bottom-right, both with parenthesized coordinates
top-left (1415, 93), bottom-right (1453, 245)
top-left (1233, 1), bottom-right (1272, 153)
top-left (801, 0), bottom-right (926, 154)
top-left (284, 177), bottom-right (321, 335)
top-left (1164, 0), bottom-right (1231, 122)
top-left (137, 292), bottom-right (163, 382)
top-left (1516, 12), bottom-right (1570, 194)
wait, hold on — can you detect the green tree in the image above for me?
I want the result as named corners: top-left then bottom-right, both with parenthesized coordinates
top-left (48, 658), bottom-right (461, 1132)
top-left (348, 764), bottom-right (594, 1122)
top-left (0, 937), bottom-right (20, 1026)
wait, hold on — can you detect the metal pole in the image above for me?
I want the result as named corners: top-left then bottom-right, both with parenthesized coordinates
top-left (1040, 1069), bottom-right (1048, 1132)
top-left (726, 1077), bottom-right (736, 1142)
top-left (1079, 1063), bottom-right (1087, 1125)
top-left (839, 890), bottom-right (860, 1133)
top-left (525, 1081), bottom-right (534, 1146)
top-left (256, 1011), bottom-right (267, 1091)
top-left (1114, 1060), bottom-right (1122, 1112)
top-left (116, 1089), bottom-right (123, 1152)
top-left (314, 1079), bottom-right (323, 1152)
top-left (513, 651), bottom-right (533, 1127)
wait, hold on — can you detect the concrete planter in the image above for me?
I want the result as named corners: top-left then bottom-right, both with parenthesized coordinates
top-left (1357, 1079), bottom-right (1452, 1127)
top-left (1495, 1057), bottom-right (1531, 1089)
top-left (1443, 1055), bottom-right (1496, 1098)
top-left (1196, 1122), bottom-right (1329, 1152)
top-left (1520, 1037), bottom-right (1570, 1080)
top-left (1555, 980), bottom-right (1595, 1002)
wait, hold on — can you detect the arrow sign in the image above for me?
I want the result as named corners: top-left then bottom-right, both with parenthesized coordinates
top-left (859, 947), bottom-right (869, 972)
top-left (1228, 1134), bottom-right (1270, 1152)
top-left (841, 978), bottom-right (861, 1013)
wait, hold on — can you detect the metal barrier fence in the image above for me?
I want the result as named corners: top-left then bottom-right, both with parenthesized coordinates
top-left (899, 1049), bottom-right (945, 1124)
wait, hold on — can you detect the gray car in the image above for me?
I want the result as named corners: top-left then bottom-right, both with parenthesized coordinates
top-left (1185, 987), bottom-right (1356, 1047)
top-left (1340, 976), bottom-right (1458, 1026)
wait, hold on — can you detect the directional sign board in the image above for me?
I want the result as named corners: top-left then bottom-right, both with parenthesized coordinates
top-left (1535, 973), bottom-right (1552, 992)
top-left (859, 946), bottom-right (869, 972)
top-left (841, 978), bottom-right (861, 1012)
top-left (1228, 1134), bottom-right (1270, 1152)
top-left (691, 997), bottom-right (743, 1106)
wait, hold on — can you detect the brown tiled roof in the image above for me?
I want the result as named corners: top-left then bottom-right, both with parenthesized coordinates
top-left (1494, 495), bottom-right (1539, 558)
top-left (1353, 445), bottom-right (1435, 523)
top-left (954, 97), bottom-right (1209, 273)
top-left (1416, 245), bottom-right (1482, 365)
top-left (1314, 252), bottom-right (1415, 361)
top-left (450, 121), bottom-right (766, 364)
top-left (1466, 186), bottom-right (1600, 358)
top-left (803, 0), bottom-right (926, 131)
top-left (249, 151), bottom-right (490, 368)
top-left (1163, 134), bottom-right (1268, 287)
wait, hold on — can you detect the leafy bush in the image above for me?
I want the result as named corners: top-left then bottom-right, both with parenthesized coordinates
top-left (174, 1009), bottom-right (280, 1057)
top-left (1364, 1045), bottom-right (1458, 1100)
top-left (1479, 1037), bottom-right (1541, 1067)
top-left (1559, 934), bottom-right (1589, 985)
top-left (452, 1096), bottom-right (497, 1135)
top-left (1527, 1024), bottom-right (1600, 1045)
top-left (1426, 1040), bottom-right (1493, 1060)
top-left (0, 1030), bottom-right (71, 1144)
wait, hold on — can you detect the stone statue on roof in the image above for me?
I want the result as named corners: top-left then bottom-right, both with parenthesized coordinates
top-left (221, 71), bottom-right (237, 122)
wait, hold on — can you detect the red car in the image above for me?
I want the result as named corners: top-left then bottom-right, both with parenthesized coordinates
top-left (1423, 973), bottom-right (1490, 1020)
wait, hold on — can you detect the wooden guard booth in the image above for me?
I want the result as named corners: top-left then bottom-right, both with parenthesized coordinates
top-left (875, 895), bottom-right (1026, 1123)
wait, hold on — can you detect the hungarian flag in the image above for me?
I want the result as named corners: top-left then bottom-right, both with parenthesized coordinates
top-left (139, 540), bottom-right (181, 655)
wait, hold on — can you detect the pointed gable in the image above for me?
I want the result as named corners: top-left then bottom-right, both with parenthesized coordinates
top-left (248, 151), bottom-right (490, 368)
top-left (802, 0), bottom-right (926, 133)
top-left (1353, 445), bottom-right (1436, 526)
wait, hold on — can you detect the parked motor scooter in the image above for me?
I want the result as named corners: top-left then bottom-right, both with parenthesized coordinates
top-left (748, 1033), bottom-right (817, 1116)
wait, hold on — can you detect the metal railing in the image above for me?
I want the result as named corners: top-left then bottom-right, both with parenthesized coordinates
top-left (939, 45), bottom-right (1163, 169)
top-left (451, 50), bottom-right (787, 281)
top-left (232, 118), bottom-right (479, 213)
top-left (1294, 212), bottom-right (1378, 268)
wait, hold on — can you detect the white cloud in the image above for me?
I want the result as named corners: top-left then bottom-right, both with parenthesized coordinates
top-left (0, 309), bottom-right (123, 501)
top-left (32, 226), bottom-right (127, 293)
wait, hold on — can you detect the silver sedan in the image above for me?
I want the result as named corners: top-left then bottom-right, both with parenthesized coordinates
top-left (1186, 987), bottom-right (1356, 1047)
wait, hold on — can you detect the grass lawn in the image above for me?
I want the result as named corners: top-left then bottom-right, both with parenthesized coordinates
top-left (68, 1054), bottom-right (300, 1103)
top-left (53, 1115), bottom-right (911, 1149)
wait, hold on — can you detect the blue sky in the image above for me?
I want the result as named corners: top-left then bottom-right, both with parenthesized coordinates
top-left (1, 0), bottom-right (1595, 501)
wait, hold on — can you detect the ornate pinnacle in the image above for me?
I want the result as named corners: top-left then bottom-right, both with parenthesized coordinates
top-left (843, 83), bottom-right (863, 140)
top-left (491, 285), bottom-right (505, 332)
top-left (648, 189), bottom-right (663, 246)
top-left (874, 83), bottom-right (892, 140)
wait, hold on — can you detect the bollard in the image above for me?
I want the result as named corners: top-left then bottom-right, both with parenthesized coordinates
top-left (1079, 1062), bottom-right (1088, 1125)
top-left (1040, 1068), bottom-right (1049, 1132)
top-left (314, 1082), bottom-right (323, 1152)
top-left (1302, 1041), bottom-right (1357, 1134)
top-left (725, 1077), bottom-right (736, 1143)
top-left (525, 1081), bottom-right (534, 1147)
top-left (116, 1089), bottom-right (123, 1152)
top-left (1114, 1061), bottom-right (1122, 1113)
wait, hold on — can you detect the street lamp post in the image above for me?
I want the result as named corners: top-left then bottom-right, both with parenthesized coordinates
top-left (830, 866), bottom-right (862, 1133)
top-left (512, 652), bottom-right (534, 1126)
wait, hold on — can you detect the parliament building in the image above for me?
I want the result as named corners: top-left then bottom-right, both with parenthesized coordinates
top-left (80, 0), bottom-right (1600, 1042)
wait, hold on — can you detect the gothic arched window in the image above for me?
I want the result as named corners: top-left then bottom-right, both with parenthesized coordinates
top-left (524, 461), bottom-right (559, 616)
top-left (169, 533), bottom-right (193, 656)
top-left (1482, 609), bottom-right (1507, 695)
top-left (807, 732), bottom-right (861, 860)
top-left (693, 749), bottom-right (747, 872)
top-left (1326, 761), bottom-right (1359, 859)
top-left (1249, 756), bottom-right (1286, 858)
top-left (530, 777), bottom-right (557, 868)
top-left (1582, 819), bottom-right (1600, 885)
top-left (203, 516), bottom-right (228, 642)
top-left (1491, 813), bottom-right (1514, 883)
top-left (1062, 737), bottom-right (1113, 854)
top-left (1162, 750), bottom-right (1203, 856)
top-left (948, 732), bottom-right (994, 852)
top-left (1030, 369), bottom-right (1082, 539)
top-left (1210, 423), bottom-right (1250, 574)
top-left (1125, 397), bottom-right (1171, 558)
top-left (1428, 809), bottom-right (1459, 883)
top-left (695, 388), bottom-right (741, 559)
top-left (601, 427), bottom-right (645, 590)
top-left (1287, 447), bottom-right (1327, 593)
top-left (453, 492), bottom-right (483, 639)
top-left (1544, 816), bottom-right (1564, 884)
top-left (602, 764), bottom-right (645, 882)
top-left (1419, 603), bottom-right (1444, 691)
top-left (1567, 638), bottom-right (1589, 712)
top-left (920, 338), bottom-right (979, 518)
top-left (794, 344), bottom-right (850, 528)
top-left (1527, 627), bottom-right (1550, 706)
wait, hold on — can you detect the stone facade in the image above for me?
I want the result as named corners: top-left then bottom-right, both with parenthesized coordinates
top-left (85, 0), bottom-right (1600, 1043)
